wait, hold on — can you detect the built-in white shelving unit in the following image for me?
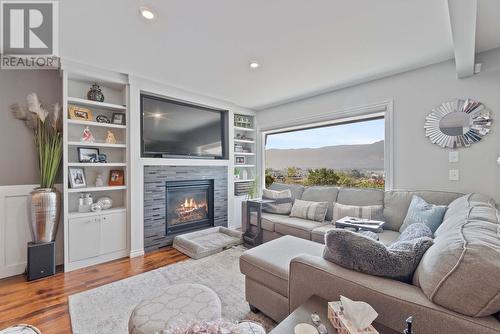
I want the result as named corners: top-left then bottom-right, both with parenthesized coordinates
top-left (62, 63), bottom-right (129, 272)
top-left (233, 114), bottom-right (256, 196)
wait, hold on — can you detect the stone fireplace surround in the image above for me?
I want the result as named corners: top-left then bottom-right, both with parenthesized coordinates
top-left (144, 165), bottom-right (228, 252)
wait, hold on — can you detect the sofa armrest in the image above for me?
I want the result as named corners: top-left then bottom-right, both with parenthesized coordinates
top-left (289, 254), bottom-right (500, 334)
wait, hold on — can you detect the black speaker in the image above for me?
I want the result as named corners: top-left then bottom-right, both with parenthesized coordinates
top-left (27, 241), bottom-right (55, 281)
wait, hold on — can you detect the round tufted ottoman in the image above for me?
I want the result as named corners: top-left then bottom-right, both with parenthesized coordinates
top-left (128, 283), bottom-right (222, 334)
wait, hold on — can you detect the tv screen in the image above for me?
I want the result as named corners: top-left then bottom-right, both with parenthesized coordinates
top-left (141, 94), bottom-right (227, 159)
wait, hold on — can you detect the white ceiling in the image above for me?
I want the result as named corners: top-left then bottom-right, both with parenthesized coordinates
top-left (60, 0), bottom-right (500, 110)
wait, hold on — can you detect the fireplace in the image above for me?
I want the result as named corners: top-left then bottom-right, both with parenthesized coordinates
top-left (165, 179), bottom-right (214, 235)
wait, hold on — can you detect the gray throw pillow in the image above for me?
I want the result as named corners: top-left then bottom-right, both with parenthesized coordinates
top-left (290, 199), bottom-right (328, 222)
top-left (323, 229), bottom-right (433, 282)
top-left (399, 195), bottom-right (447, 233)
top-left (262, 189), bottom-right (293, 215)
top-left (396, 223), bottom-right (433, 243)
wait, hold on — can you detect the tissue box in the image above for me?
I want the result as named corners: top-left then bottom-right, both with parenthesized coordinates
top-left (327, 302), bottom-right (379, 334)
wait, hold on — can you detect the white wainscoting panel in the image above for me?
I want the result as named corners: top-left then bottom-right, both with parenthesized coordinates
top-left (0, 184), bottom-right (63, 279)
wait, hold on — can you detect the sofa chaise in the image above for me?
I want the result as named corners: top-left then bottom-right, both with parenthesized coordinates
top-left (239, 184), bottom-right (500, 334)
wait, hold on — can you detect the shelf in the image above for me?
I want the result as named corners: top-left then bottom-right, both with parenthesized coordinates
top-left (68, 119), bottom-right (126, 129)
top-left (234, 179), bottom-right (255, 183)
top-left (68, 207), bottom-right (126, 219)
top-left (68, 162), bottom-right (127, 167)
top-left (234, 139), bottom-right (255, 144)
top-left (234, 126), bottom-right (255, 132)
top-left (234, 164), bottom-right (255, 168)
top-left (68, 97), bottom-right (126, 111)
top-left (68, 141), bottom-right (127, 148)
top-left (234, 152), bottom-right (255, 156)
top-left (68, 185), bottom-right (127, 193)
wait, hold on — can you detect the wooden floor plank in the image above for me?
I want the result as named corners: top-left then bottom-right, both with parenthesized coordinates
top-left (0, 247), bottom-right (188, 333)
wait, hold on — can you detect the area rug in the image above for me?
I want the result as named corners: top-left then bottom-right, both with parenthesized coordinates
top-left (68, 246), bottom-right (274, 334)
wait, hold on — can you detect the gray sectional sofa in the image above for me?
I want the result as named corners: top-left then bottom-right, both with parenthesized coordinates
top-left (239, 184), bottom-right (500, 334)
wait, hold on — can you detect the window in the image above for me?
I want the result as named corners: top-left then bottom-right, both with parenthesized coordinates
top-left (265, 117), bottom-right (385, 189)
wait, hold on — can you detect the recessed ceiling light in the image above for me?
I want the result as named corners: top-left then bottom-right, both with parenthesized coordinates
top-left (249, 61), bottom-right (260, 69)
top-left (140, 7), bottom-right (155, 20)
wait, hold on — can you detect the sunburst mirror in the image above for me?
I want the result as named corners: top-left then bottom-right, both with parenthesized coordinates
top-left (424, 99), bottom-right (492, 148)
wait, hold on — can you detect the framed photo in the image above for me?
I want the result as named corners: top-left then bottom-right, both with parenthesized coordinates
top-left (69, 106), bottom-right (93, 121)
top-left (235, 156), bottom-right (246, 165)
top-left (68, 167), bottom-right (86, 188)
top-left (77, 147), bottom-right (100, 163)
top-left (112, 113), bottom-right (126, 125)
top-left (109, 170), bottom-right (125, 186)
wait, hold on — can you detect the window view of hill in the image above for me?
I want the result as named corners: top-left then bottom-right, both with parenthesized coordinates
top-left (265, 119), bottom-right (385, 189)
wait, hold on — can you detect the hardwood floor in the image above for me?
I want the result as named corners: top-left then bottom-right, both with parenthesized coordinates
top-left (0, 248), bottom-right (188, 334)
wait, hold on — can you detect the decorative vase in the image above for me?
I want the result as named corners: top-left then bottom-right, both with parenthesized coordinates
top-left (30, 188), bottom-right (61, 243)
top-left (87, 83), bottom-right (105, 102)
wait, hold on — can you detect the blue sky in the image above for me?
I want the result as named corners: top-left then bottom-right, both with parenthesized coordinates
top-left (266, 119), bottom-right (384, 149)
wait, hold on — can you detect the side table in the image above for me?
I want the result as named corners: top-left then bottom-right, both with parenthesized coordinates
top-left (243, 198), bottom-right (275, 247)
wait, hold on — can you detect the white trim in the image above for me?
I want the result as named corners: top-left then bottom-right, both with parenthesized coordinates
top-left (258, 100), bottom-right (394, 190)
top-left (129, 249), bottom-right (145, 258)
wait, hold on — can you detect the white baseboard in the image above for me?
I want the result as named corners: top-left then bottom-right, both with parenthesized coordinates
top-left (129, 249), bottom-right (145, 258)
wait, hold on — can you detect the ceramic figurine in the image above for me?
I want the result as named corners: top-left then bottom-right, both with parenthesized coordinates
top-left (87, 83), bottom-right (105, 102)
top-left (95, 173), bottom-right (105, 187)
top-left (81, 126), bottom-right (95, 143)
top-left (96, 114), bottom-right (110, 123)
top-left (105, 130), bottom-right (117, 144)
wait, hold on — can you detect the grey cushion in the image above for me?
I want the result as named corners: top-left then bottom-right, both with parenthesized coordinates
top-left (269, 183), bottom-right (305, 201)
top-left (414, 194), bottom-right (500, 317)
top-left (396, 223), bottom-right (433, 242)
top-left (290, 199), bottom-right (328, 222)
top-left (301, 186), bottom-right (339, 221)
top-left (383, 190), bottom-right (462, 231)
top-left (274, 216), bottom-right (324, 240)
top-left (332, 202), bottom-right (384, 222)
top-left (336, 188), bottom-right (384, 206)
top-left (240, 235), bottom-right (324, 297)
top-left (311, 225), bottom-right (400, 246)
top-left (399, 196), bottom-right (447, 233)
top-left (323, 229), bottom-right (433, 282)
top-left (262, 188), bottom-right (293, 215)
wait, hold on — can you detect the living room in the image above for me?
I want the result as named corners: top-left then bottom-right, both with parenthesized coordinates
top-left (0, 1), bottom-right (499, 334)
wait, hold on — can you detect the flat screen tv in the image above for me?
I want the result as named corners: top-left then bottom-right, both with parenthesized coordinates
top-left (141, 94), bottom-right (227, 159)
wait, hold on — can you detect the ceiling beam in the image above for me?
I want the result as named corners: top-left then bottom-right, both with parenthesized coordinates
top-left (447, 0), bottom-right (478, 78)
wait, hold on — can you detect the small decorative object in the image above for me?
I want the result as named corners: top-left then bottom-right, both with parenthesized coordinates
top-left (95, 173), bottom-right (105, 187)
top-left (235, 156), bottom-right (246, 165)
top-left (68, 105), bottom-right (93, 121)
top-left (234, 114), bottom-right (252, 128)
top-left (105, 130), bottom-right (117, 144)
top-left (234, 168), bottom-right (241, 180)
top-left (96, 114), bottom-right (110, 123)
top-left (81, 126), bottom-right (95, 143)
top-left (241, 168), bottom-right (249, 180)
top-left (425, 99), bottom-right (492, 148)
top-left (112, 112), bottom-right (125, 125)
top-left (403, 316), bottom-right (414, 334)
top-left (109, 170), bottom-right (125, 186)
top-left (10, 93), bottom-right (62, 243)
top-left (90, 203), bottom-right (102, 212)
top-left (68, 167), bottom-right (86, 188)
top-left (87, 83), bottom-right (105, 102)
top-left (96, 196), bottom-right (113, 210)
top-left (78, 193), bottom-right (92, 213)
top-left (328, 296), bottom-right (379, 334)
top-left (97, 153), bottom-right (108, 163)
top-left (78, 147), bottom-right (99, 163)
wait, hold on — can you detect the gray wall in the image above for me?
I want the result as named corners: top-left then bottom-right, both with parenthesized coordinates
top-left (0, 70), bottom-right (62, 186)
top-left (257, 48), bottom-right (500, 203)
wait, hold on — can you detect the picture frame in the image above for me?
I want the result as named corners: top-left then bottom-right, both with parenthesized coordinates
top-left (77, 147), bottom-right (100, 163)
top-left (235, 156), bottom-right (246, 165)
top-left (109, 170), bottom-right (125, 186)
top-left (69, 105), bottom-right (93, 121)
top-left (96, 114), bottom-right (110, 123)
top-left (112, 112), bottom-right (126, 125)
top-left (68, 167), bottom-right (87, 188)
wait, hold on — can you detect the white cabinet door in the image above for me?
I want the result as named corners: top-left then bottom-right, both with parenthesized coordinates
top-left (100, 211), bottom-right (126, 255)
top-left (69, 216), bottom-right (100, 262)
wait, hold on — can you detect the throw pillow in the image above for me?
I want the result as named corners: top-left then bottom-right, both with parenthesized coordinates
top-left (332, 202), bottom-right (384, 222)
top-left (262, 189), bottom-right (293, 215)
top-left (396, 223), bottom-right (433, 243)
top-left (290, 199), bottom-right (328, 222)
top-left (323, 229), bottom-right (433, 282)
top-left (399, 196), bottom-right (447, 233)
